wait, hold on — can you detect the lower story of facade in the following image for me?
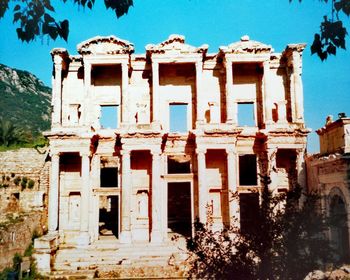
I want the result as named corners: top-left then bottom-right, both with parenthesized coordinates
top-left (34, 129), bottom-right (307, 272)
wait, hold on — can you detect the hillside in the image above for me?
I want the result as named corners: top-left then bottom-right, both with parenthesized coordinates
top-left (0, 64), bottom-right (51, 136)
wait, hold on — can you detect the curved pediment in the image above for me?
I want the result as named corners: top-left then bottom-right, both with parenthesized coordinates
top-left (146, 34), bottom-right (208, 56)
top-left (220, 35), bottom-right (273, 55)
top-left (77, 35), bottom-right (134, 55)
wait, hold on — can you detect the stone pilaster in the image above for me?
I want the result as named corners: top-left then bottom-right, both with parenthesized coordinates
top-left (225, 59), bottom-right (235, 124)
top-left (83, 62), bottom-right (92, 127)
top-left (52, 56), bottom-right (63, 127)
top-left (196, 60), bottom-right (204, 125)
top-left (267, 148), bottom-right (278, 192)
top-left (78, 153), bottom-right (90, 246)
top-left (152, 62), bottom-right (160, 124)
top-left (120, 150), bottom-right (132, 243)
top-left (292, 52), bottom-right (304, 123)
top-left (263, 61), bottom-right (273, 125)
top-left (226, 148), bottom-right (238, 226)
top-left (196, 148), bottom-right (207, 223)
top-left (151, 149), bottom-right (162, 243)
top-left (48, 153), bottom-right (60, 233)
top-left (121, 62), bottom-right (129, 125)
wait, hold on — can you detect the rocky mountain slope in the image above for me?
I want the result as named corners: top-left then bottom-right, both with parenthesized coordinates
top-left (0, 64), bottom-right (51, 135)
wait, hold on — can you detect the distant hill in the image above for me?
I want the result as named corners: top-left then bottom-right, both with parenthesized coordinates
top-left (0, 64), bottom-right (51, 136)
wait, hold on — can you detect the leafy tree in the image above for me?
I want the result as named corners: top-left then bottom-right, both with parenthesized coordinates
top-left (291, 0), bottom-right (349, 60)
top-left (0, 118), bottom-right (28, 147)
top-left (186, 175), bottom-right (336, 280)
top-left (0, 0), bottom-right (133, 42)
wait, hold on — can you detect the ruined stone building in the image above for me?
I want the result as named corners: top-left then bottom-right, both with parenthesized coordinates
top-left (34, 35), bottom-right (309, 275)
top-left (307, 115), bottom-right (350, 262)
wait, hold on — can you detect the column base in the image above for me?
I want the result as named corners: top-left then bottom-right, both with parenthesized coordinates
top-left (120, 231), bottom-right (132, 244)
top-left (151, 230), bottom-right (163, 244)
top-left (76, 232), bottom-right (90, 247)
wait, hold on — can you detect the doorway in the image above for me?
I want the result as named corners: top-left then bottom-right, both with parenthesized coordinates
top-left (99, 195), bottom-right (119, 238)
top-left (167, 182), bottom-right (192, 238)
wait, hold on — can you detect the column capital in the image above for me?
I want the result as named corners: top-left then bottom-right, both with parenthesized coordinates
top-left (49, 151), bottom-right (60, 158)
top-left (150, 148), bottom-right (162, 156)
top-left (120, 149), bottom-right (131, 156)
top-left (80, 151), bottom-right (91, 158)
top-left (226, 147), bottom-right (237, 155)
top-left (196, 147), bottom-right (207, 155)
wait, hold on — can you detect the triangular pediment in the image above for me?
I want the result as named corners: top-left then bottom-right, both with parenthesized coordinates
top-left (77, 35), bottom-right (134, 55)
top-left (146, 34), bottom-right (208, 55)
top-left (220, 35), bottom-right (273, 55)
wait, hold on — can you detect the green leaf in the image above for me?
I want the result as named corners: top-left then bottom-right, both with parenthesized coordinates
top-left (13, 5), bottom-right (21, 12)
top-left (0, 0), bottom-right (9, 18)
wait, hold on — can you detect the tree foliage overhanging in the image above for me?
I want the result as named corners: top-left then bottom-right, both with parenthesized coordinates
top-left (291, 0), bottom-right (349, 60)
top-left (0, 0), bottom-right (133, 42)
top-left (0, 1), bottom-right (349, 60)
top-left (186, 175), bottom-right (339, 280)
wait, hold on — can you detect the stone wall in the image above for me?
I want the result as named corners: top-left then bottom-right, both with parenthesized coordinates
top-left (0, 212), bottom-right (44, 270)
top-left (0, 148), bottom-right (49, 270)
top-left (0, 148), bottom-right (49, 219)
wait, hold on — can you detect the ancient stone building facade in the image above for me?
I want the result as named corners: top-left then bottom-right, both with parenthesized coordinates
top-left (34, 35), bottom-right (309, 274)
top-left (307, 115), bottom-right (350, 262)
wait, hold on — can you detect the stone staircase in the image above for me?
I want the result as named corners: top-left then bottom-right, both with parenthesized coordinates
top-left (50, 240), bottom-right (189, 279)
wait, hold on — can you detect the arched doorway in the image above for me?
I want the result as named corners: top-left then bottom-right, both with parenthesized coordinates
top-left (330, 194), bottom-right (349, 262)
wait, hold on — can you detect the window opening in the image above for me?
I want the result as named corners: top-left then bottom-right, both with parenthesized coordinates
top-left (238, 103), bottom-right (255, 126)
top-left (167, 155), bottom-right (191, 174)
top-left (100, 105), bottom-right (119, 129)
top-left (170, 104), bottom-right (188, 133)
top-left (100, 167), bottom-right (118, 188)
top-left (239, 193), bottom-right (259, 234)
top-left (239, 154), bottom-right (257, 186)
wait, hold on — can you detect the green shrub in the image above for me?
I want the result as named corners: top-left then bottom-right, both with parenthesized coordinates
top-left (11, 173), bottom-right (15, 178)
top-left (14, 176), bottom-right (21, 186)
top-left (27, 180), bottom-right (35, 189)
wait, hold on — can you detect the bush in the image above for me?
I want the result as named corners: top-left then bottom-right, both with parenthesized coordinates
top-left (27, 180), bottom-right (35, 189)
top-left (14, 177), bottom-right (21, 186)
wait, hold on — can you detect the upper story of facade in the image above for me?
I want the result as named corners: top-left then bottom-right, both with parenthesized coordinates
top-left (316, 114), bottom-right (350, 155)
top-left (49, 34), bottom-right (307, 137)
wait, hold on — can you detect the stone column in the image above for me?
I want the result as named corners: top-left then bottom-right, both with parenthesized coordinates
top-left (121, 62), bottom-right (129, 125)
top-left (79, 153), bottom-right (90, 246)
top-left (263, 61), bottom-right (273, 125)
top-left (278, 100), bottom-right (288, 124)
top-left (226, 148), bottom-right (237, 225)
top-left (267, 148), bottom-right (278, 192)
top-left (120, 150), bottom-right (132, 243)
top-left (225, 59), bottom-right (235, 124)
top-left (83, 62), bottom-right (92, 127)
top-left (48, 153), bottom-right (60, 233)
top-left (152, 62), bottom-right (160, 124)
top-left (151, 149), bottom-right (162, 243)
top-left (90, 155), bottom-right (100, 242)
top-left (196, 60), bottom-right (204, 125)
top-left (52, 56), bottom-right (63, 127)
top-left (296, 148), bottom-right (306, 190)
top-left (292, 52), bottom-right (304, 123)
top-left (196, 148), bottom-right (207, 223)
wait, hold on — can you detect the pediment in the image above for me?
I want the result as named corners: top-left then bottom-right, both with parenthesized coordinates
top-left (220, 35), bottom-right (273, 55)
top-left (77, 35), bottom-right (134, 55)
top-left (146, 34), bottom-right (208, 55)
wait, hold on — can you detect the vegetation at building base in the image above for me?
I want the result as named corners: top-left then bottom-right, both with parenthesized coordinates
top-left (186, 175), bottom-right (338, 280)
top-left (0, 231), bottom-right (43, 280)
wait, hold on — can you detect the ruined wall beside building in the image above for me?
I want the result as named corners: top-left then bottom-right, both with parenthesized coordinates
top-left (34, 34), bottom-right (310, 275)
top-left (0, 148), bottom-right (49, 271)
top-left (306, 115), bottom-right (350, 262)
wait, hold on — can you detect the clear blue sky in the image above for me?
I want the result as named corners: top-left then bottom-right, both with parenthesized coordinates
top-left (0, 0), bottom-right (349, 153)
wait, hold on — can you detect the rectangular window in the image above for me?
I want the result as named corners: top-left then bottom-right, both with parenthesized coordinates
top-left (167, 155), bottom-right (191, 174)
top-left (170, 104), bottom-right (187, 133)
top-left (238, 103), bottom-right (255, 126)
top-left (100, 167), bottom-right (118, 188)
top-left (239, 154), bottom-right (257, 186)
top-left (100, 105), bottom-right (119, 129)
top-left (239, 193), bottom-right (259, 234)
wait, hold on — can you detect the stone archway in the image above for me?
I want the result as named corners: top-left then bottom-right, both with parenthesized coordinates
top-left (330, 193), bottom-right (349, 262)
